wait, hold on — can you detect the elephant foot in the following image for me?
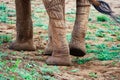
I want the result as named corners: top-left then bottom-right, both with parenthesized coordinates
top-left (70, 47), bottom-right (86, 57)
top-left (46, 56), bottom-right (71, 66)
top-left (9, 40), bottom-right (36, 51)
top-left (69, 43), bottom-right (86, 57)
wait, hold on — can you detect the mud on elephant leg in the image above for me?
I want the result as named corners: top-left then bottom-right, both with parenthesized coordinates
top-left (9, 0), bottom-right (35, 51)
top-left (43, 0), bottom-right (71, 66)
top-left (70, 0), bottom-right (90, 57)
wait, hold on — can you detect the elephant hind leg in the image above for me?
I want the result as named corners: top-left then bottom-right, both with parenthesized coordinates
top-left (70, 0), bottom-right (90, 57)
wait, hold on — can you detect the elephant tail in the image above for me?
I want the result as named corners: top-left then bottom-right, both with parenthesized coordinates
top-left (92, 0), bottom-right (120, 25)
top-left (109, 13), bottom-right (120, 25)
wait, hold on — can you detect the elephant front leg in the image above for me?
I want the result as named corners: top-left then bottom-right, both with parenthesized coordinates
top-left (70, 0), bottom-right (90, 56)
top-left (9, 0), bottom-right (35, 51)
top-left (43, 0), bottom-right (71, 66)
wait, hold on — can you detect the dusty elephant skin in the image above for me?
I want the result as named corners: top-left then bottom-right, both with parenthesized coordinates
top-left (9, 0), bottom-right (90, 66)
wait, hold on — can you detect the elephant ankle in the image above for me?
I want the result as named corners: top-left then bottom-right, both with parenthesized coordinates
top-left (9, 40), bottom-right (36, 51)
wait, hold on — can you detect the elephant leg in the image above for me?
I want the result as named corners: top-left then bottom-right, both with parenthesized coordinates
top-left (9, 0), bottom-right (35, 51)
top-left (44, 23), bottom-right (53, 55)
top-left (43, 0), bottom-right (71, 66)
top-left (69, 0), bottom-right (90, 56)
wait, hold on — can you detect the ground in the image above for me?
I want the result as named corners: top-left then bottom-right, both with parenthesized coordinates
top-left (0, 0), bottom-right (120, 80)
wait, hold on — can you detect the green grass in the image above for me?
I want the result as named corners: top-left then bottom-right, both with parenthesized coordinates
top-left (86, 43), bottom-right (120, 61)
top-left (0, 3), bottom-right (16, 24)
top-left (110, 45), bottom-right (120, 50)
top-left (107, 30), bottom-right (116, 35)
top-left (95, 29), bottom-right (106, 37)
top-left (73, 57), bottom-right (93, 64)
top-left (0, 52), bottom-right (59, 80)
top-left (102, 23), bottom-right (111, 28)
top-left (33, 21), bottom-right (48, 29)
top-left (0, 34), bottom-right (12, 44)
top-left (66, 33), bottom-right (71, 42)
top-left (40, 34), bottom-right (48, 40)
top-left (0, 3), bottom-right (6, 11)
top-left (115, 16), bottom-right (120, 23)
top-left (104, 37), bottom-right (114, 42)
top-left (89, 72), bottom-right (98, 78)
top-left (85, 35), bottom-right (96, 40)
top-left (117, 35), bottom-right (120, 41)
top-left (85, 41), bottom-right (120, 61)
top-left (97, 15), bottom-right (110, 22)
top-left (34, 7), bottom-right (46, 13)
top-left (0, 11), bottom-right (8, 23)
top-left (66, 17), bottom-right (75, 22)
top-left (40, 64), bottom-right (59, 75)
top-left (88, 24), bottom-right (97, 29)
top-left (96, 51), bottom-right (118, 61)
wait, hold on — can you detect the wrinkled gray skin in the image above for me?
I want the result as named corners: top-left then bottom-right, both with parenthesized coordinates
top-left (9, 0), bottom-right (90, 66)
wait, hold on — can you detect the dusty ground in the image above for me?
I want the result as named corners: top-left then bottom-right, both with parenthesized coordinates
top-left (0, 0), bottom-right (120, 80)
